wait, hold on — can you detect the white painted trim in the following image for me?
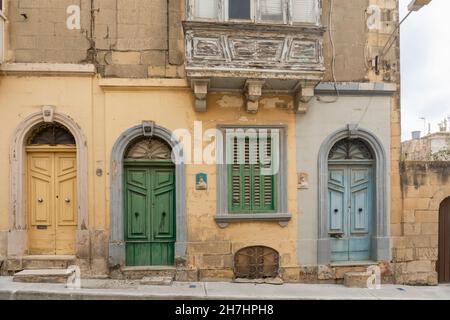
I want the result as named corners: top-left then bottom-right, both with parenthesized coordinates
top-left (8, 112), bottom-right (89, 256)
top-left (0, 63), bottom-right (96, 75)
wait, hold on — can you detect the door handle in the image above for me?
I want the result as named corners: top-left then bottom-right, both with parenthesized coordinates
top-left (37, 198), bottom-right (44, 203)
top-left (358, 208), bottom-right (363, 213)
top-left (134, 212), bottom-right (139, 218)
top-left (65, 198), bottom-right (71, 203)
top-left (334, 209), bottom-right (339, 213)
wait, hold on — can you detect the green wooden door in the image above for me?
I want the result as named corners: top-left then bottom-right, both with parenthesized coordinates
top-left (124, 162), bottom-right (175, 266)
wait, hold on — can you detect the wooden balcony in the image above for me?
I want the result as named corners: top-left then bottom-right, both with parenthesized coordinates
top-left (183, 21), bottom-right (325, 112)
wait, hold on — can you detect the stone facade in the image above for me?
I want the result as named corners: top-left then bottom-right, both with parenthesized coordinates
top-left (0, 0), bottom-right (410, 284)
top-left (396, 132), bottom-right (450, 285)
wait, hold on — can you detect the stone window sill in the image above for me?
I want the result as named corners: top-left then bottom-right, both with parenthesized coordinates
top-left (215, 213), bottom-right (292, 228)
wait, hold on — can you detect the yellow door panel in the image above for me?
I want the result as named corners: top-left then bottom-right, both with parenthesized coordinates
top-left (27, 150), bottom-right (77, 256)
top-left (28, 153), bottom-right (55, 255)
top-left (55, 153), bottom-right (77, 227)
top-left (55, 153), bottom-right (77, 255)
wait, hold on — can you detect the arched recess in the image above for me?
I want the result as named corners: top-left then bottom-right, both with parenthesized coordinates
top-left (109, 124), bottom-right (187, 267)
top-left (9, 111), bottom-right (88, 256)
top-left (317, 125), bottom-right (390, 265)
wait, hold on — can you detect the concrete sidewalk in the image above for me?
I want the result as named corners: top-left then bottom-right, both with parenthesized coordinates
top-left (1, 277), bottom-right (450, 300)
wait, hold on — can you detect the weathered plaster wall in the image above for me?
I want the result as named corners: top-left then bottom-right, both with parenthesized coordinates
top-left (397, 161), bottom-right (450, 285)
top-left (0, 75), bottom-right (94, 262)
top-left (102, 89), bottom-right (299, 280)
top-left (296, 95), bottom-right (392, 264)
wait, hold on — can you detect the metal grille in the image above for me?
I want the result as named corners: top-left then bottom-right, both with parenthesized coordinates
top-left (329, 138), bottom-right (373, 160)
top-left (125, 137), bottom-right (172, 161)
top-left (234, 246), bottom-right (280, 279)
top-left (27, 123), bottom-right (75, 146)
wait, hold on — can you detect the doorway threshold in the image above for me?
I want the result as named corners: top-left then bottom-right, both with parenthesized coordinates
top-left (330, 261), bottom-right (378, 267)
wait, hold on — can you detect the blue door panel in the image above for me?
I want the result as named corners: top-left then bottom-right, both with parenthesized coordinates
top-left (329, 165), bottom-right (373, 262)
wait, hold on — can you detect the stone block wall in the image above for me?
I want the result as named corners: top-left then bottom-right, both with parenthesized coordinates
top-left (5, 0), bottom-right (185, 78)
top-left (396, 161), bottom-right (450, 285)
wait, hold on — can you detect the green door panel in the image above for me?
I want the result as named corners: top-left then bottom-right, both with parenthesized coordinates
top-left (126, 189), bottom-right (148, 239)
top-left (124, 164), bottom-right (175, 266)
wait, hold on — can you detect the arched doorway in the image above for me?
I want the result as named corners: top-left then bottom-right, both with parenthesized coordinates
top-left (26, 123), bottom-right (77, 255)
top-left (123, 136), bottom-right (176, 266)
top-left (438, 197), bottom-right (450, 283)
top-left (327, 138), bottom-right (375, 262)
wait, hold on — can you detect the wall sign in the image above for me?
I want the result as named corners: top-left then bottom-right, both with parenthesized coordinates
top-left (196, 173), bottom-right (207, 190)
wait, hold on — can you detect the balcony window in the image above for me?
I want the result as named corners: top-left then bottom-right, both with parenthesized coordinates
top-left (229, 0), bottom-right (252, 20)
top-left (190, 0), bottom-right (319, 25)
top-left (194, 0), bottom-right (219, 19)
top-left (259, 0), bottom-right (284, 22)
top-left (292, 0), bottom-right (317, 23)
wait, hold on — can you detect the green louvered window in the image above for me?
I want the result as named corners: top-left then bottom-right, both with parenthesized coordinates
top-left (227, 133), bottom-right (278, 214)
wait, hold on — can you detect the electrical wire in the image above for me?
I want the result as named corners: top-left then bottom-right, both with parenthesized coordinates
top-left (317, 0), bottom-right (339, 104)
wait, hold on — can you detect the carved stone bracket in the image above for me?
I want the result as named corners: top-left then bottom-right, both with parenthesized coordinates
top-left (41, 105), bottom-right (55, 123)
top-left (245, 80), bottom-right (265, 113)
top-left (192, 79), bottom-right (210, 112)
top-left (295, 82), bottom-right (317, 114)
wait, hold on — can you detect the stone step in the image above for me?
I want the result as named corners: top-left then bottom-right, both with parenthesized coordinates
top-left (22, 255), bottom-right (76, 270)
top-left (120, 266), bottom-right (176, 280)
top-left (140, 276), bottom-right (173, 286)
top-left (343, 271), bottom-right (373, 288)
top-left (13, 269), bottom-right (75, 284)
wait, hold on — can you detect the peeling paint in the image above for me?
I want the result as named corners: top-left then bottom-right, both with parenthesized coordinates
top-left (260, 97), bottom-right (290, 110)
top-left (217, 95), bottom-right (244, 108)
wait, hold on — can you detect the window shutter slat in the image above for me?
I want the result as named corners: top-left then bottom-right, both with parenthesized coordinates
top-left (292, 0), bottom-right (317, 23)
top-left (227, 131), bottom-right (277, 214)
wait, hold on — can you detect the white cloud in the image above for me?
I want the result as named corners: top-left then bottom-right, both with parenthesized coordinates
top-left (400, 0), bottom-right (450, 140)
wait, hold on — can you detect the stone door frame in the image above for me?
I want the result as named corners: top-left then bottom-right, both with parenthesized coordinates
top-left (317, 125), bottom-right (390, 265)
top-left (108, 124), bottom-right (187, 267)
top-left (9, 111), bottom-right (89, 256)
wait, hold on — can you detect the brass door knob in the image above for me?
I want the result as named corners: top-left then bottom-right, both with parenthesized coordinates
top-left (65, 198), bottom-right (71, 203)
top-left (37, 198), bottom-right (44, 203)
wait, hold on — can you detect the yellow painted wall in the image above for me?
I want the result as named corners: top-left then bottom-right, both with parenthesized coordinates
top-left (0, 76), bottom-right (299, 272)
top-left (0, 76), bottom-right (94, 233)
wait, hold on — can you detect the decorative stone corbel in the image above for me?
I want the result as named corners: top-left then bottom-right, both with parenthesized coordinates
top-left (142, 120), bottom-right (155, 137)
top-left (347, 123), bottom-right (359, 139)
top-left (41, 105), bottom-right (55, 123)
top-left (295, 83), bottom-right (316, 114)
top-left (192, 79), bottom-right (210, 112)
top-left (245, 79), bottom-right (265, 113)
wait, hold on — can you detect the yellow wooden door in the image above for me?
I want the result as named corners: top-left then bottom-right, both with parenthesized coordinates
top-left (27, 149), bottom-right (77, 255)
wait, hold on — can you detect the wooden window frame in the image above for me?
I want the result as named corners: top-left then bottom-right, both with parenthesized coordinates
top-left (215, 125), bottom-right (291, 228)
top-left (188, 0), bottom-right (321, 26)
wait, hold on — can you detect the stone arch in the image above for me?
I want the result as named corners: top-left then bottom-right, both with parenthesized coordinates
top-left (430, 187), bottom-right (450, 211)
top-left (317, 125), bottom-right (390, 264)
top-left (109, 124), bottom-right (187, 267)
top-left (9, 111), bottom-right (88, 256)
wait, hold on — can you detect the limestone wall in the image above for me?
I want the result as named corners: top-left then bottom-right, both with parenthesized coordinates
top-left (396, 161), bottom-right (450, 285)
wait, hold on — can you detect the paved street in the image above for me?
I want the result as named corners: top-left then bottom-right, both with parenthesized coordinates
top-left (1, 277), bottom-right (450, 300)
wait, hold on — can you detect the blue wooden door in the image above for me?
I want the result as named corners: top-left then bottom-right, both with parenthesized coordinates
top-left (329, 165), bottom-right (373, 262)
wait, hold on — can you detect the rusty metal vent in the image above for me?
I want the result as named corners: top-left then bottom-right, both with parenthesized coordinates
top-left (234, 246), bottom-right (280, 279)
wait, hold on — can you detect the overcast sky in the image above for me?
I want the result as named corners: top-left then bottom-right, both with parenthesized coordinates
top-left (400, 0), bottom-right (450, 141)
